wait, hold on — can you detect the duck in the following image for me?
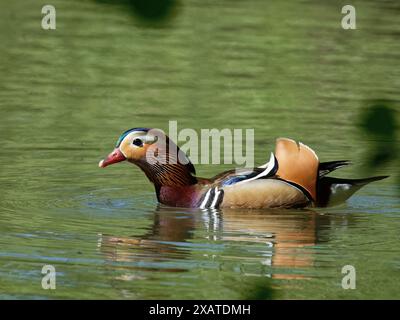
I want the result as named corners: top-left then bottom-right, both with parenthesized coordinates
top-left (99, 127), bottom-right (388, 209)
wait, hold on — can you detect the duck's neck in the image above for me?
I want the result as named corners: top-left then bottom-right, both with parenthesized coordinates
top-left (135, 160), bottom-right (198, 189)
top-left (133, 139), bottom-right (198, 205)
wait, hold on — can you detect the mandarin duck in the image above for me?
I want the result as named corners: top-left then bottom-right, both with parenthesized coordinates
top-left (99, 128), bottom-right (387, 209)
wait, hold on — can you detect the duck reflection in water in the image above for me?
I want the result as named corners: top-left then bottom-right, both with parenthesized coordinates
top-left (97, 206), bottom-right (356, 280)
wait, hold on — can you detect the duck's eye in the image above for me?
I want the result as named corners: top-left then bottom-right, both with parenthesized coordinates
top-left (132, 138), bottom-right (143, 147)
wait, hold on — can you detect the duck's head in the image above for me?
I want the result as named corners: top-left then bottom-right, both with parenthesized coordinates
top-left (99, 127), bottom-right (156, 168)
top-left (99, 127), bottom-right (197, 187)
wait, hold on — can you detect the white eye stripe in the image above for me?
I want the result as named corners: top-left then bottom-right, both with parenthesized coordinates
top-left (134, 136), bottom-right (149, 143)
top-left (122, 132), bottom-right (157, 146)
top-left (131, 135), bottom-right (152, 145)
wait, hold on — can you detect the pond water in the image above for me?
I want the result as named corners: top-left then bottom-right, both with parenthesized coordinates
top-left (0, 0), bottom-right (399, 299)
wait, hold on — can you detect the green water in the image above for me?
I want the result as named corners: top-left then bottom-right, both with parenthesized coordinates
top-left (0, 0), bottom-right (399, 299)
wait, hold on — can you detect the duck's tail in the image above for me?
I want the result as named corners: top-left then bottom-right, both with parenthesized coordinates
top-left (316, 175), bottom-right (389, 207)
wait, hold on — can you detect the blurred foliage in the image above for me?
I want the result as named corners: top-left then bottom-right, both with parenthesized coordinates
top-left (129, 0), bottom-right (178, 21)
top-left (95, 0), bottom-right (180, 26)
top-left (360, 103), bottom-right (397, 139)
top-left (233, 277), bottom-right (276, 300)
top-left (359, 101), bottom-right (399, 191)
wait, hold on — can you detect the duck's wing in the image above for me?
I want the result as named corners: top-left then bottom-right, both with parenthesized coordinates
top-left (195, 154), bottom-right (278, 209)
top-left (274, 138), bottom-right (319, 201)
top-left (212, 153), bottom-right (278, 187)
top-left (198, 138), bottom-right (320, 209)
top-left (210, 138), bottom-right (320, 192)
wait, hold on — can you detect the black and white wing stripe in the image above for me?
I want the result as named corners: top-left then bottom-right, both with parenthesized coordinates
top-left (219, 152), bottom-right (278, 187)
top-left (199, 187), bottom-right (224, 209)
top-left (233, 152), bottom-right (278, 186)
